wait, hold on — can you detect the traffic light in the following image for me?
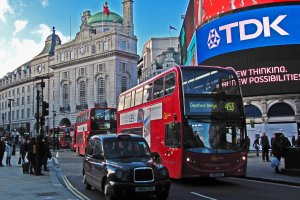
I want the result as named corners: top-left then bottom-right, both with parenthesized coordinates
top-left (42, 101), bottom-right (49, 116)
top-left (40, 116), bottom-right (45, 126)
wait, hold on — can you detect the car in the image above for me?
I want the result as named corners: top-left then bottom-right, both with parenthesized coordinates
top-left (82, 134), bottom-right (171, 200)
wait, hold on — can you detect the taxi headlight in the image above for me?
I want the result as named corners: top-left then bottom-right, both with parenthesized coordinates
top-left (158, 167), bottom-right (169, 178)
top-left (115, 170), bottom-right (123, 180)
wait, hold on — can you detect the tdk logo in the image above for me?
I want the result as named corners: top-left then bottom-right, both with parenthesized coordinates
top-left (207, 15), bottom-right (289, 49)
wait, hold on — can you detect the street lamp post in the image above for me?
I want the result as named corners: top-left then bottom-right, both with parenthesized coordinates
top-left (52, 111), bottom-right (56, 150)
top-left (8, 98), bottom-right (14, 141)
top-left (1, 113), bottom-right (6, 137)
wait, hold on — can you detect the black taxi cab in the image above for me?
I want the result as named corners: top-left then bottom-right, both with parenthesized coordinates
top-left (83, 134), bottom-right (171, 200)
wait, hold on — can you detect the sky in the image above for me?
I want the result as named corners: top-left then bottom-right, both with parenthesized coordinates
top-left (0, 0), bottom-right (189, 78)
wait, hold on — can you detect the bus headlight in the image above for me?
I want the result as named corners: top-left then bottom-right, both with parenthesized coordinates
top-left (242, 156), bottom-right (246, 161)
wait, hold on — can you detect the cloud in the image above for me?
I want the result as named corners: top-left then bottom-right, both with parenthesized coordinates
top-left (0, 24), bottom-right (68, 78)
top-left (40, 0), bottom-right (49, 8)
top-left (13, 20), bottom-right (28, 36)
top-left (0, 0), bottom-right (13, 22)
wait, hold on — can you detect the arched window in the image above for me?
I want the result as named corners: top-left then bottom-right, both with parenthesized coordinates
top-left (103, 41), bottom-right (108, 51)
top-left (268, 103), bottom-right (295, 117)
top-left (79, 81), bottom-right (87, 106)
top-left (244, 105), bottom-right (262, 118)
top-left (60, 53), bottom-right (64, 62)
top-left (62, 84), bottom-right (70, 108)
top-left (97, 78), bottom-right (106, 106)
top-left (70, 50), bottom-right (75, 60)
top-left (121, 76), bottom-right (127, 93)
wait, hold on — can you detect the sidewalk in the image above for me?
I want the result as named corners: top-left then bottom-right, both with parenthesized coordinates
top-left (246, 151), bottom-right (300, 186)
top-left (0, 151), bottom-right (77, 200)
top-left (0, 150), bottom-right (299, 200)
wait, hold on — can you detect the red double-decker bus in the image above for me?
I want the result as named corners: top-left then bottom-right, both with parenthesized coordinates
top-left (75, 108), bottom-right (117, 155)
top-left (117, 66), bottom-right (248, 179)
top-left (49, 126), bottom-right (73, 148)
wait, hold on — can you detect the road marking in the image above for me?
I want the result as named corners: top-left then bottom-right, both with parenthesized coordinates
top-left (56, 151), bottom-right (59, 158)
top-left (191, 192), bottom-right (218, 200)
top-left (62, 175), bottom-right (90, 200)
top-left (229, 177), bottom-right (300, 189)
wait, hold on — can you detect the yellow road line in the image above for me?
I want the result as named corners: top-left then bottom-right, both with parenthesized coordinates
top-left (62, 175), bottom-right (90, 200)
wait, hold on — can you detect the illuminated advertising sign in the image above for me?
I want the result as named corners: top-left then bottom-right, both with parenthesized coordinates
top-left (194, 0), bottom-right (300, 25)
top-left (196, 5), bottom-right (300, 63)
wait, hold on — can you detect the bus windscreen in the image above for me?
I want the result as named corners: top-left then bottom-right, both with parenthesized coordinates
top-left (181, 67), bottom-right (240, 95)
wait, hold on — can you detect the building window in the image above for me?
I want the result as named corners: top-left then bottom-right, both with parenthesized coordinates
top-left (97, 78), bottom-right (106, 106)
top-left (17, 98), bottom-right (19, 106)
top-left (27, 108), bottom-right (30, 118)
top-left (17, 88), bottom-right (20, 95)
top-left (22, 87), bottom-right (25, 93)
top-left (91, 45), bottom-right (96, 54)
top-left (27, 85), bottom-right (30, 92)
top-left (27, 96), bottom-right (30, 104)
top-left (16, 110), bottom-right (19, 120)
top-left (21, 109), bottom-right (24, 119)
top-left (121, 76), bottom-right (127, 93)
top-left (62, 84), bottom-right (70, 108)
top-left (12, 111), bottom-right (15, 120)
top-left (97, 63), bottom-right (105, 72)
top-left (70, 50), bottom-right (75, 60)
top-left (12, 90), bottom-right (15, 96)
top-left (21, 97), bottom-right (25, 105)
top-left (60, 52), bottom-right (64, 62)
top-left (8, 91), bottom-right (11, 97)
top-left (79, 68), bottom-right (86, 76)
top-left (103, 41), bottom-right (108, 51)
top-left (63, 71), bottom-right (69, 79)
top-left (121, 62), bottom-right (126, 72)
top-left (121, 41), bottom-right (126, 50)
top-left (79, 81), bottom-right (86, 106)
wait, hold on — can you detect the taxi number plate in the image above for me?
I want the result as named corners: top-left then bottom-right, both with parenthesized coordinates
top-left (210, 172), bottom-right (224, 177)
top-left (135, 186), bottom-right (155, 192)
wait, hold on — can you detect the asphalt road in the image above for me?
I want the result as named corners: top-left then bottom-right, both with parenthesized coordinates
top-left (55, 149), bottom-right (300, 200)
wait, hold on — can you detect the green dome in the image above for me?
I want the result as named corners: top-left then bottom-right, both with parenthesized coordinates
top-left (87, 12), bottom-right (123, 25)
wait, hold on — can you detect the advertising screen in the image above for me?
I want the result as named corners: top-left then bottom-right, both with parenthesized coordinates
top-left (194, 0), bottom-right (300, 25)
top-left (202, 44), bottom-right (300, 97)
top-left (196, 5), bottom-right (300, 63)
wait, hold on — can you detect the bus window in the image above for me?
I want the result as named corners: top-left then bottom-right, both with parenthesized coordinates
top-left (164, 73), bottom-right (176, 96)
top-left (135, 87), bottom-right (143, 106)
top-left (124, 93), bottom-right (131, 109)
top-left (143, 83), bottom-right (153, 103)
top-left (118, 95), bottom-right (125, 111)
top-left (153, 77), bottom-right (164, 99)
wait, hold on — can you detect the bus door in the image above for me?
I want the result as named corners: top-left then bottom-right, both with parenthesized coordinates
top-left (163, 121), bottom-right (182, 179)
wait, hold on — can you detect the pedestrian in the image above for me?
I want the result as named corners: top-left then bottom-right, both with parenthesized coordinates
top-left (292, 135), bottom-right (296, 147)
top-left (260, 132), bottom-right (270, 162)
top-left (5, 141), bottom-right (13, 166)
top-left (253, 138), bottom-right (260, 156)
top-left (246, 136), bottom-right (250, 153)
top-left (271, 133), bottom-right (284, 173)
top-left (43, 136), bottom-right (52, 171)
top-left (27, 137), bottom-right (36, 174)
top-left (35, 134), bottom-right (44, 176)
top-left (0, 137), bottom-right (6, 167)
top-left (296, 135), bottom-right (300, 147)
top-left (20, 138), bottom-right (29, 163)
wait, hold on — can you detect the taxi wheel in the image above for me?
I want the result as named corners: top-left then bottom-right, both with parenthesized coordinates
top-left (104, 180), bottom-right (116, 200)
top-left (157, 190), bottom-right (169, 200)
top-left (83, 174), bottom-right (91, 190)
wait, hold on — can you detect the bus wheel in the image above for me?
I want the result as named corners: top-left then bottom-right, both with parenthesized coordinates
top-left (83, 174), bottom-right (91, 190)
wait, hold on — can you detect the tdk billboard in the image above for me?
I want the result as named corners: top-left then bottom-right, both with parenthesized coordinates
top-left (196, 5), bottom-right (300, 63)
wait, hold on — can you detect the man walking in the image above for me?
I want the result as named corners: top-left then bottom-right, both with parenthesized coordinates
top-left (0, 137), bottom-right (5, 167)
top-left (261, 132), bottom-right (270, 162)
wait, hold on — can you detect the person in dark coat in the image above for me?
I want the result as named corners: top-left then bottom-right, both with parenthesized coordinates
top-left (253, 138), bottom-right (260, 157)
top-left (271, 133), bottom-right (284, 173)
top-left (35, 134), bottom-right (44, 176)
top-left (27, 137), bottom-right (36, 174)
top-left (260, 132), bottom-right (270, 162)
top-left (292, 135), bottom-right (296, 147)
top-left (20, 139), bottom-right (29, 163)
top-left (0, 137), bottom-right (6, 167)
top-left (42, 136), bottom-right (52, 171)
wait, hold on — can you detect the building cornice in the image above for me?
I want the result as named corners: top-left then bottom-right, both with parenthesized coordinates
top-left (50, 50), bottom-right (139, 69)
top-left (0, 72), bottom-right (54, 92)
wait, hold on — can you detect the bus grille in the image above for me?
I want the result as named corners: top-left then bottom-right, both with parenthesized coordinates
top-left (134, 167), bottom-right (154, 183)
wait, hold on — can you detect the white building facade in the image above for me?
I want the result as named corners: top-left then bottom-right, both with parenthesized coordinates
top-left (0, 0), bottom-right (138, 136)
